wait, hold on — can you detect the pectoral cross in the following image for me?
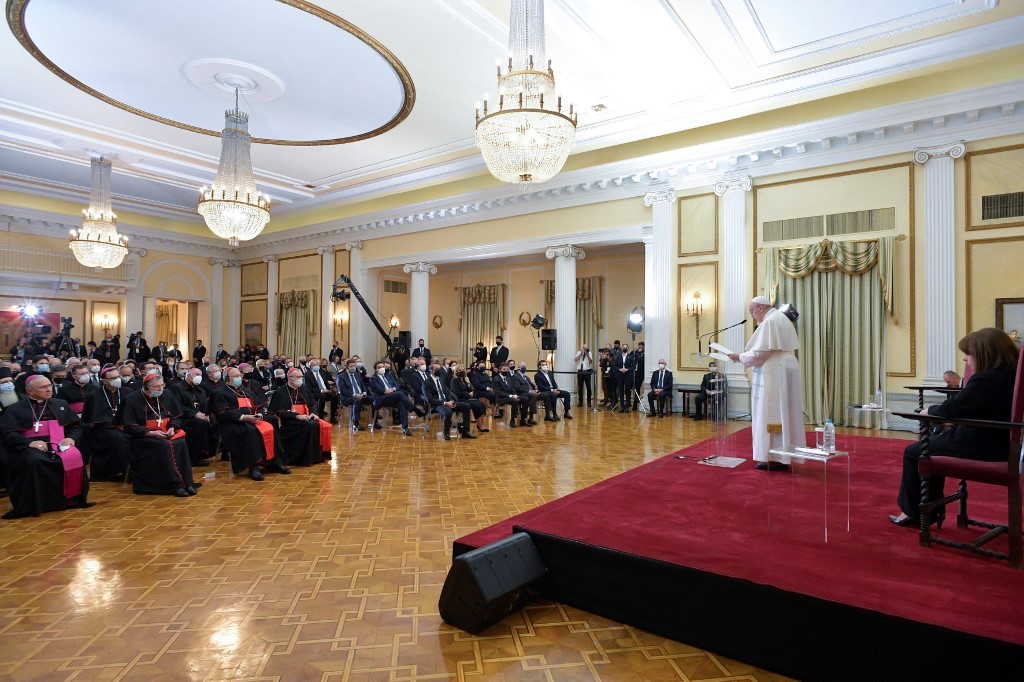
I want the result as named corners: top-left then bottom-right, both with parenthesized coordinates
top-left (157, 417), bottom-right (163, 428)
top-left (34, 421), bottom-right (40, 433)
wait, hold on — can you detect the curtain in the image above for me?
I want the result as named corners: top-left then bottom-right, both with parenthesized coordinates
top-left (768, 237), bottom-right (894, 425)
top-left (540, 277), bottom-right (605, 348)
top-left (277, 289), bottom-right (318, 362)
top-left (187, 302), bottom-right (198, 351)
top-left (155, 304), bottom-right (177, 346)
top-left (459, 284), bottom-right (506, 364)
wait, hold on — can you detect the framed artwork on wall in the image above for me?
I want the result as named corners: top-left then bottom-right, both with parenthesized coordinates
top-left (995, 298), bottom-right (1024, 347)
top-left (244, 323), bottom-right (263, 346)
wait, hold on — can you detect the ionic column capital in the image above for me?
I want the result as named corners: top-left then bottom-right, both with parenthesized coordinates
top-left (262, 255), bottom-right (279, 264)
top-left (344, 241), bottom-right (363, 251)
top-left (316, 245), bottom-right (335, 256)
top-left (913, 141), bottom-right (966, 164)
top-left (403, 261), bottom-right (438, 275)
top-left (545, 244), bottom-right (585, 261)
top-left (714, 176), bottom-right (752, 196)
top-left (643, 185), bottom-right (676, 206)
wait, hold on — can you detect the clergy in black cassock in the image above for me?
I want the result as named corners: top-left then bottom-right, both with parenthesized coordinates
top-left (120, 373), bottom-right (196, 497)
top-left (209, 368), bottom-right (290, 481)
top-left (81, 367), bottom-right (130, 481)
top-left (0, 374), bottom-right (91, 519)
top-left (268, 368), bottom-right (328, 466)
top-left (170, 368), bottom-right (216, 466)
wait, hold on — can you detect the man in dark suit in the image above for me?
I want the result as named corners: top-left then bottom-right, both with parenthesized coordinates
top-left (192, 340), bottom-right (207, 365)
top-left (404, 359), bottom-right (431, 408)
top-left (424, 364), bottom-right (475, 441)
top-left (304, 358), bottom-right (339, 423)
top-left (328, 342), bottom-right (344, 365)
top-left (534, 361), bottom-right (572, 420)
top-left (647, 359), bottom-right (674, 417)
top-left (410, 339), bottom-right (431, 364)
top-left (492, 362), bottom-right (531, 427)
top-left (693, 362), bottom-right (723, 421)
top-left (511, 363), bottom-right (545, 424)
top-left (632, 342), bottom-right (646, 409)
top-left (613, 344), bottom-right (636, 412)
top-left (337, 358), bottom-right (372, 430)
top-left (367, 361), bottom-right (422, 435)
top-left (126, 332), bottom-right (148, 362)
top-left (472, 342), bottom-right (488, 367)
top-left (215, 344), bottom-right (229, 363)
top-left (489, 336), bottom-right (509, 373)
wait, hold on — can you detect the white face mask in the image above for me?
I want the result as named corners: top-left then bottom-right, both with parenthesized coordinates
top-left (191, 375), bottom-right (203, 385)
top-left (659, 363), bottom-right (666, 370)
top-left (539, 365), bottom-right (548, 371)
top-left (108, 378), bottom-right (122, 389)
top-left (75, 373), bottom-right (91, 385)
top-left (89, 365), bottom-right (100, 373)
top-left (209, 371), bottom-right (222, 381)
top-left (709, 365), bottom-right (717, 371)
top-left (0, 383), bottom-right (13, 393)
top-left (291, 378), bottom-right (304, 388)
top-left (120, 375), bottom-right (132, 383)
top-left (376, 367), bottom-right (386, 375)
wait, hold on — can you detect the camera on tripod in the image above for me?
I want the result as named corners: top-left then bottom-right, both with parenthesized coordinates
top-left (60, 316), bottom-right (74, 330)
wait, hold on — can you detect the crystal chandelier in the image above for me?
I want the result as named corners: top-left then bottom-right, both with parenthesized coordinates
top-left (198, 91), bottom-right (270, 246)
top-left (69, 156), bottom-right (128, 269)
top-left (475, 0), bottom-right (576, 186)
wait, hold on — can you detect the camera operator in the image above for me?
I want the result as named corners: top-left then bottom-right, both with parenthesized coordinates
top-left (126, 331), bottom-right (149, 362)
top-left (574, 344), bottom-right (593, 408)
top-left (97, 333), bottom-right (120, 364)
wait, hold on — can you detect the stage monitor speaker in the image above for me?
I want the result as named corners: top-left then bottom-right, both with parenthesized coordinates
top-left (438, 532), bottom-right (546, 634)
top-left (541, 329), bottom-right (557, 350)
top-left (398, 330), bottom-right (412, 350)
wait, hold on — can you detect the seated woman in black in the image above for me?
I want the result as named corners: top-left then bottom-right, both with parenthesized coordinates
top-left (890, 327), bottom-right (1018, 526)
top-left (449, 365), bottom-right (488, 433)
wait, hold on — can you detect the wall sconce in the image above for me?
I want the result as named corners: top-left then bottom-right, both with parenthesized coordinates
top-left (332, 309), bottom-right (348, 336)
top-left (685, 292), bottom-right (702, 339)
top-left (98, 314), bottom-right (116, 333)
top-left (389, 315), bottom-right (400, 331)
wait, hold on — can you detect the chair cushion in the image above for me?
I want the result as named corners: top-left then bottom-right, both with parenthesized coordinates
top-left (920, 456), bottom-right (1015, 486)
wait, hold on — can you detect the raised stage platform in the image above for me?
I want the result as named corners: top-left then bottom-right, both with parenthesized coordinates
top-left (454, 429), bottom-right (1023, 681)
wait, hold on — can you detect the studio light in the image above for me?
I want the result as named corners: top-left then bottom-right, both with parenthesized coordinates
top-left (530, 314), bottom-right (546, 330)
top-left (779, 303), bottom-right (799, 323)
top-left (626, 307), bottom-right (644, 334)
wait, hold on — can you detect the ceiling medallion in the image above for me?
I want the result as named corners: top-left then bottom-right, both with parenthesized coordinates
top-left (475, 0), bottom-right (577, 186)
top-left (6, 0), bottom-right (415, 146)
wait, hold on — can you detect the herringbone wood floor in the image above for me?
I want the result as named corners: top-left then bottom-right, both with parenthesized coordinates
top-left (0, 409), bottom-right (811, 681)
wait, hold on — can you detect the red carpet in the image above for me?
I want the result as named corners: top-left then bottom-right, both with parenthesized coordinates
top-left (456, 429), bottom-right (1023, 647)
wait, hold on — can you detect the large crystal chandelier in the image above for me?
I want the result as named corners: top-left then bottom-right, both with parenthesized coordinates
top-left (475, 0), bottom-right (576, 186)
top-left (198, 91), bottom-right (270, 246)
top-left (69, 156), bottom-right (128, 268)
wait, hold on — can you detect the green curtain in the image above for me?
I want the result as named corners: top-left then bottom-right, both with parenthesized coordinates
top-left (458, 284), bottom-right (506, 365)
top-left (768, 237), bottom-right (893, 425)
top-left (277, 289), bottom-right (318, 362)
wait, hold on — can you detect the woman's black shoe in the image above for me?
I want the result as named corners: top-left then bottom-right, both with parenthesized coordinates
top-left (889, 513), bottom-right (944, 529)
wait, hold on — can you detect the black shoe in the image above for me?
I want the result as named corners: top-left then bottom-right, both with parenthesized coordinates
top-left (460, 430), bottom-right (477, 439)
top-left (755, 462), bottom-right (790, 472)
top-left (402, 427), bottom-right (412, 436)
top-left (544, 416), bottom-right (556, 422)
top-left (510, 421), bottom-right (518, 428)
top-left (443, 432), bottom-right (452, 441)
top-left (478, 427), bottom-right (490, 433)
top-left (248, 467), bottom-right (265, 481)
top-left (527, 419), bottom-right (537, 426)
top-left (77, 500), bottom-right (97, 509)
top-left (352, 423), bottom-right (365, 431)
top-left (174, 488), bottom-right (189, 497)
top-left (889, 513), bottom-right (944, 528)
top-left (415, 408), bottom-right (427, 418)
top-left (269, 461), bottom-right (291, 474)
top-left (564, 414), bottom-right (572, 420)
top-left (371, 422), bottom-right (382, 430)
top-left (186, 486), bottom-right (198, 496)
top-left (192, 481), bottom-right (203, 489)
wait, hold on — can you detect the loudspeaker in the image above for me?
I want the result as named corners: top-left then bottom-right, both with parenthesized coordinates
top-left (438, 532), bottom-right (547, 634)
top-left (541, 328), bottom-right (557, 350)
top-left (398, 330), bottom-right (412, 350)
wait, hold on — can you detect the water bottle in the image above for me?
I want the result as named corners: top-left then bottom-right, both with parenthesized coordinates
top-left (874, 387), bottom-right (883, 408)
top-left (822, 419), bottom-right (836, 454)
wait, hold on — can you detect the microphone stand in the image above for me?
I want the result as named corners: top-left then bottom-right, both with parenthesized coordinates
top-left (696, 320), bottom-right (747, 359)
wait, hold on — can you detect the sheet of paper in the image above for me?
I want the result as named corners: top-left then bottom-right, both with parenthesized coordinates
top-left (708, 352), bottom-right (732, 363)
top-left (709, 342), bottom-right (735, 355)
top-left (698, 456), bottom-right (746, 468)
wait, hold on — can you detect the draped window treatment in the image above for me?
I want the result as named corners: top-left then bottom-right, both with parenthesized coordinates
top-left (155, 304), bottom-right (178, 346)
top-left (542, 277), bottom-right (605, 350)
top-left (277, 289), bottom-right (318, 362)
top-left (765, 237), bottom-right (896, 425)
top-left (458, 284), bottom-right (506, 364)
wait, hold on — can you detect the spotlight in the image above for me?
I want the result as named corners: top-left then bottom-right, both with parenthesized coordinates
top-left (626, 307), bottom-right (644, 334)
top-left (530, 314), bottom-right (546, 330)
top-left (779, 303), bottom-right (799, 323)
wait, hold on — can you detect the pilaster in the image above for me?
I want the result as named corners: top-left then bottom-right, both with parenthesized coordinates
top-left (403, 261), bottom-right (437, 348)
top-left (643, 185), bottom-right (675, 386)
top-left (263, 255), bottom-right (279, 355)
top-left (714, 176), bottom-right (752, 388)
top-left (545, 244), bottom-right (585, 373)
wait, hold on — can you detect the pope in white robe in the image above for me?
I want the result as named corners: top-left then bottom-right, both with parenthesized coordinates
top-left (729, 296), bottom-right (805, 467)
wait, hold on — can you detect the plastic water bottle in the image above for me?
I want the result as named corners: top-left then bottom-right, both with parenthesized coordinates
top-left (822, 419), bottom-right (836, 454)
top-left (875, 387), bottom-right (883, 408)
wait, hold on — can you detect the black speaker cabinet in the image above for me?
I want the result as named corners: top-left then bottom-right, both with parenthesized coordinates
top-left (398, 330), bottom-right (412, 350)
top-left (541, 329), bottom-right (557, 350)
top-left (439, 532), bottom-right (547, 634)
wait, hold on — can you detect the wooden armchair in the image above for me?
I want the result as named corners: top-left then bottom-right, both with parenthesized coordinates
top-left (894, 351), bottom-right (1024, 568)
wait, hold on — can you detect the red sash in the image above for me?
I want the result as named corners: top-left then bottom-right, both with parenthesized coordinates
top-left (20, 420), bottom-right (84, 500)
top-left (145, 419), bottom-right (187, 440)
top-left (237, 396), bottom-right (274, 460)
top-left (292, 404), bottom-right (332, 453)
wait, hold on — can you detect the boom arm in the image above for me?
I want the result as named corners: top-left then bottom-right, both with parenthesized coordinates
top-left (332, 274), bottom-right (397, 355)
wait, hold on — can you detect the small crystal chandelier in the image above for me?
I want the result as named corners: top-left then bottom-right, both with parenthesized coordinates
top-left (69, 156), bottom-right (128, 268)
top-left (475, 0), bottom-right (576, 186)
top-left (198, 90), bottom-right (270, 246)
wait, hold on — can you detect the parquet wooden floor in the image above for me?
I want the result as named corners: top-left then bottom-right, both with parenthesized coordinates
top-left (0, 409), bottom-right (808, 681)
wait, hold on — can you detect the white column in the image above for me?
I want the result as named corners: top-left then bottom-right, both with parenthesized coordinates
top-left (317, 246), bottom-right (335, 358)
top-left (915, 141), bottom-right (966, 385)
top-left (643, 185), bottom-right (675, 386)
top-left (263, 255), bottom-right (279, 355)
top-left (344, 241), bottom-right (367, 357)
top-left (142, 296), bottom-right (157, 345)
top-left (545, 245), bottom-right (584, 374)
top-left (208, 258), bottom-right (226, 347)
top-left (125, 251), bottom-right (144, 335)
top-left (225, 261), bottom-right (241, 351)
top-left (714, 176), bottom-right (753, 389)
top-left (403, 261), bottom-right (437, 348)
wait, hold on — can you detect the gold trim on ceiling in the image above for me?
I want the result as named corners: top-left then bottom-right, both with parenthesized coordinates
top-left (6, 0), bottom-right (416, 147)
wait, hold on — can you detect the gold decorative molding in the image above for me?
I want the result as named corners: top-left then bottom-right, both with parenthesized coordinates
top-left (6, 0), bottom-right (416, 146)
top-left (676, 261), bottom-right (718, 372)
top-left (432, 315), bottom-right (443, 330)
top-left (751, 161), bottom-right (916, 377)
top-left (964, 235), bottom-right (1024, 333)
top-left (676, 192), bottom-right (719, 258)
top-left (965, 143), bottom-right (1024, 232)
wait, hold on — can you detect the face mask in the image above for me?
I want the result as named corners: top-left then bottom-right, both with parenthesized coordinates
top-left (148, 389), bottom-right (162, 398)
top-left (287, 362), bottom-right (294, 368)
top-left (191, 375), bottom-right (203, 385)
top-left (659, 363), bottom-right (666, 370)
top-left (356, 362), bottom-right (364, 369)
top-left (376, 367), bottom-right (386, 375)
top-left (419, 367), bottom-right (426, 372)
top-left (495, 341), bottom-right (502, 347)
top-left (291, 378), bottom-right (304, 388)
top-left (76, 373), bottom-right (91, 385)
top-left (539, 365), bottom-right (548, 371)
top-left (519, 367), bottom-right (527, 373)
top-left (311, 365), bottom-right (320, 372)
top-left (36, 363), bottom-right (50, 373)
top-left (500, 369), bottom-right (508, 375)
top-left (178, 369), bottom-right (187, 376)
top-left (0, 383), bottom-right (14, 393)
top-left (209, 371), bottom-right (222, 381)
top-left (419, 343), bottom-right (424, 347)
top-left (108, 378), bottom-right (122, 389)
top-left (231, 377), bottom-right (243, 387)
top-left (89, 365), bottom-right (100, 373)
top-left (275, 371), bottom-right (285, 379)
top-left (709, 365), bottom-right (717, 371)
top-left (121, 375), bottom-right (132, 383)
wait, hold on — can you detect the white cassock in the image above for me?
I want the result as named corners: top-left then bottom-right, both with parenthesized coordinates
top-left (738, 308), bottom-right (805, 463)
